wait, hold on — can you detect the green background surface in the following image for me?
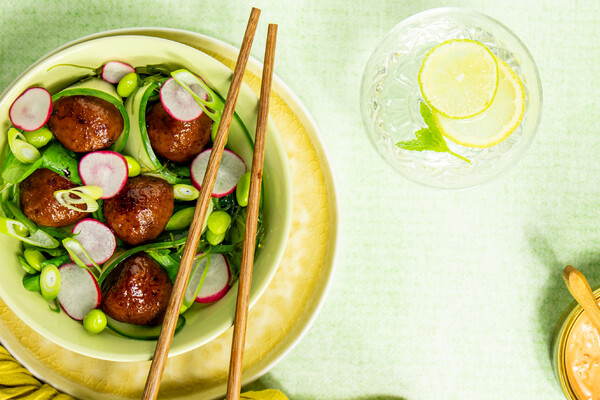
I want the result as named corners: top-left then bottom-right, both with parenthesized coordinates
top-left (0, 0), bottom-right (593, 399)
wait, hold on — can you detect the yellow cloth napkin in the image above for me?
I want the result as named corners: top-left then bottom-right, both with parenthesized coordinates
top-left (0, 346), bottom-right (288, 400)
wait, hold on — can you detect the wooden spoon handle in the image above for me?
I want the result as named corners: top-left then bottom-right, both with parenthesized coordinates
top-left (563, 265), bottom-right (600, 331)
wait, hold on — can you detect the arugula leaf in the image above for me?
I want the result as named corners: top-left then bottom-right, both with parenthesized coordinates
top-left (396, 103), bottom-right (471, 164)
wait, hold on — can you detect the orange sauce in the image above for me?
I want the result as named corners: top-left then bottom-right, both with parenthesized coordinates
top-left (566, 306), bottom-right (600, 399)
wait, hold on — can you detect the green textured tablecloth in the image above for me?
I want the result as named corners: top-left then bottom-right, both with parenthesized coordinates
top-left (0, 0), bottom-right (591, 399)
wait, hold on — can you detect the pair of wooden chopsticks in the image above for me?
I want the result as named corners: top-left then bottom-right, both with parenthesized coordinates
top-left (142, 7), bottom-right (278, 400)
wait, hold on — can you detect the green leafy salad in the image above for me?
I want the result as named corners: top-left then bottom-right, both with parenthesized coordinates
top-left (0, 61), bottom-right (264, 339)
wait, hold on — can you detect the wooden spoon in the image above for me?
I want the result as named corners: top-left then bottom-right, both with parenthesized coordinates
top-left (563, 265), bottom-right (600, 332)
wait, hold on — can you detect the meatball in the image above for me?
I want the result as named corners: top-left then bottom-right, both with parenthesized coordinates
top-left (146, 102), bottom-right (212, 163)
top-left (101, 252), bottom-right (173, 326)
top-left (47, 95), bottom-right (124, 153)
top-left (20, 168), bottom-right (89, 227)
top-left (103, 176), bottom-right (174, 245)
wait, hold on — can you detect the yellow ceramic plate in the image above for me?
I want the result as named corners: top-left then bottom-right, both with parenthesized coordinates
top-left (0, 34), bottom-right (293, 361)
top-left (0, 28), bottom-right (339, 399)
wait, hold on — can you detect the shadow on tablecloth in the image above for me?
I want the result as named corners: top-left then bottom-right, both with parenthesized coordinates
top-left (527, 224), bottom-right (600, 387)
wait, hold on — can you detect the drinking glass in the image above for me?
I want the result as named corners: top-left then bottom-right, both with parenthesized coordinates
top-left (360, 8), bottom-right (542, 189)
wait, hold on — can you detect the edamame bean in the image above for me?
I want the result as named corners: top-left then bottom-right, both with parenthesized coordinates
top-left (40, 264), bottom-right (60, 301)
top-left (24, 248), bottom-right (45, 272)
top-left (117, 72), bottom-right (138, 97)
top-left (124, 155), bottom-right (141, 177)
top-left (13, 224), bottom-right (29, 237)
top-left (22, 273), bottom-right (41, 292)
top-left (23, 127), bottom-right (53, 148)
top-left (173, 184), bottom-right (199, 201)
top-left (17, 255), bottom-right (36, 274)
top-left (206, 229), bottom-right (225, 245)
top-left (236, 172), bottom-right (251, 207)
top-left (207, 211), bottom-right (231, 235)
top-left (83, 309), bottom-right (107, 334)
top-left (165, 207), bottom-right (195, 231)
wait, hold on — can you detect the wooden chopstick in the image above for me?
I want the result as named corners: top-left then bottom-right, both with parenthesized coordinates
top-left (141, 7), bottom-right (261, 400)
top-left (225, 23), bottom-right (278, 400)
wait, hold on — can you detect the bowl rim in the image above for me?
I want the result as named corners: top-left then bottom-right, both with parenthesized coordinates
top-left (0, 33), bottom-right (293, 362)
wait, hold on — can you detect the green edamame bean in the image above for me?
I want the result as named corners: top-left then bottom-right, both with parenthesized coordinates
top-left (40, 264), bottom-right (60, 301)
top-left (117, 72), bottom-right (138, 97)
top-left (124, 155), bottom-right (141, 177)
top-left (83, 309), bottom-right (107, 334)
top-left (206, 229), bottom-right (225, 245)
top-left (13, 224), bottom-right (29, 237)
top-left (23, 127), bottom-right (53, 148)
top-left (236, 172), bottom-right (251, 207)
top-left (165, 207), bottom-right (195, 231)
top-left (17, 255), bottom-right (37, 274)
top-left (22, 273), bottom-right (41, 292)
top-left (24, 248), bottom-right (46, 272)
top-left (207, 211), bottom-right (231, 235)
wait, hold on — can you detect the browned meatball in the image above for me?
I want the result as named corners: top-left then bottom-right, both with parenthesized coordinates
top-left (103, 176), bottom-right (174, 245)
top-left (101, 252), bottom-right (173, 326)
top-left (146, 102), bottom-right (212, 163)
top-left (48, 95), bottom-right (124, 153)
top-left (20, 168), bottom-right (89, 227)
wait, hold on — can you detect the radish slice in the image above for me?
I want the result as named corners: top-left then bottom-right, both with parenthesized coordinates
top-left (79, 151), bottom-right (128, 199)
top-left (9, 87), bottom-right (52, 131)
top-left (160, 77), bottom-right (207, 121)
top-left (190, 149), bottom-right (247, 198)
top-left (183, 254), bottom-right (230, 305)
top-left (196, 254), bottom-right (230, 303)
top-left (101, 61), bottom-right (135, 84)
top-left (57, 263), bottom-right (101, 321)
top-left (71, 219), bottom-right (117, 266)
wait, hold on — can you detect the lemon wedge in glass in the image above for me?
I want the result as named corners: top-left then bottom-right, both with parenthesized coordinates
top-left (433, 58), bottom-right (526, 148)
top-left (419, 39), bottom-right (499, 119)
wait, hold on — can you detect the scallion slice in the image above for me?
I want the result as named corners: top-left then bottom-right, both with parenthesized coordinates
top-left (53, 185), bottom-right (102, 213)
top-left (7, 128), bottom-right (41, 164)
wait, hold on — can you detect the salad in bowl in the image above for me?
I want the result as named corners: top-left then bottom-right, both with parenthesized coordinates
top-left (0, 35), bottom-right (292, 361)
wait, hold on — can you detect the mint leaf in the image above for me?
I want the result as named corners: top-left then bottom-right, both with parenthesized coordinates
top-left (396, 103), bottom-right (471, 164)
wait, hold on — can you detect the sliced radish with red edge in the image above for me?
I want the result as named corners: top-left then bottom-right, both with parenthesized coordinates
top-left (101, 61), bottom-right (135, 84)
top-left (9, 87), bottom-right (52, 131)
top-left (71, 219), bottom-right (116, 266)
top-left (196, 254), bottom-right (230, 303)
top-left (190, 149), bottom-right (246, 198)
top-left (160, 77), bottom-right (207, 121)
top-left (183, 254), bottom-right (230, 305)
top-left (79, 151), bottom-right (128, 199)
top-left (57, 263), bottom-right (101, 321)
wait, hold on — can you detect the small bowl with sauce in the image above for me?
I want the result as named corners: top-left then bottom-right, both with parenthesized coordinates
top-left (552, 287), bottom-right (600, 399)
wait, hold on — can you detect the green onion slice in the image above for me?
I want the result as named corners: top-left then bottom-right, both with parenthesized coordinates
top-left (54, 186), bottom-right (102, 213)
top-left (173, 184), bottom-right (199, 201)
top-left (171, 69), bottom-right (223, 121)
top-left (0, 216), bottom-right (59, 248)
top-left (40, 264), bottom-right (60, 301)
top-left (62, 237), bottom-right (101, 276)
top-left (7, 128), bottom-right (41, 164)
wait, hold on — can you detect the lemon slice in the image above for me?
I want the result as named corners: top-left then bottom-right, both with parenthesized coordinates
top-left (419, 39), bottom-right (498, 119)
top-left (433, 58), bottom-right (526, 148)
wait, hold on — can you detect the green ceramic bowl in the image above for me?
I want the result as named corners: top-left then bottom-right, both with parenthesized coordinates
top-left (0, 35), bottom-right (292, 361)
